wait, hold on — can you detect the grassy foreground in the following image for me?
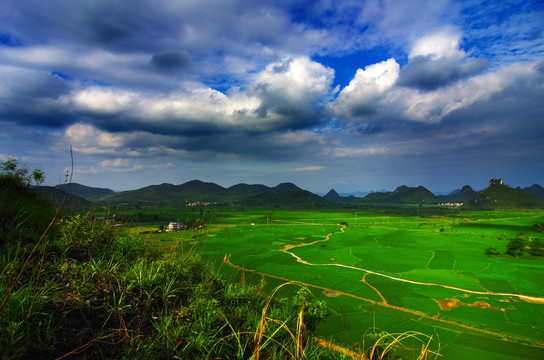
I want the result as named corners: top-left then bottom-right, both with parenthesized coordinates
top-left (0, 188), bottom-right (330, 359)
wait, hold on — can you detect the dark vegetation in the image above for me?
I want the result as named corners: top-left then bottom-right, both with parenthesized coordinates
top-left (34, 186), bottom-right (92, 209)
top-left (54, 183), bottom-right (115, 201)
top-left (505, 233), bottom-right (544, 257)
top-left (485, 232), bottom-right (544, 257)
top-left (0, 160), bottom-right (352, 360)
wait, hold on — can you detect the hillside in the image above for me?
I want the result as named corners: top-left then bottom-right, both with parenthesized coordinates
top-left (55, 182), bottom-right (114, 201)
top-left (360, 185), bottom-right (438, 204)
top-left (437, 185), bottom-right (477, 203)
top-left (464, 181), bottom-right (544, 209)
top-left (224, 183), bottom-right (270, 199)
top-left (35, 186), bottom-right (92, 208)
top-left (240, 183), bottom-right (334, 208)
top-left (522, 184), bottom-right (544, 198)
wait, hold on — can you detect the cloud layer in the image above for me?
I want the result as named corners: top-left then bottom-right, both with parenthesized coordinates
top-left (0, 0), bottom-right (543, 192)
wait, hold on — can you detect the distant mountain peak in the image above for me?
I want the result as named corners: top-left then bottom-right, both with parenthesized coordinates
top-left (325, 189), bottom-right (339, 196)
top-left (272, 182), bottom-right (301, 193)
top-left (362, 185), bottom-right (437, 204)
top-left (522, 184), bottom-right (544, 198)
top-left (324, 189), bottom-right (341, 201)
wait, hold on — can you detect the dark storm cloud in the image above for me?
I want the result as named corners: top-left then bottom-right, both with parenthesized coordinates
top-left (2, 0), bottom-right (180, 52)
top-left (397, 55), bottom-right (488, 90)
top-left (404, 66), bottom-right (543, 157)
top-left (150, 50), bottom-right (192, 72)
top-left (86, 113), bottom-right (227, 138)
top-left (356, 122), bottom-right (383, 134)
top-left (252, 86), bottom-right (322, 131)
top-left (165, 132), bottom-right (318, 161)
top-left (0, 68), bottom-right (75, 127)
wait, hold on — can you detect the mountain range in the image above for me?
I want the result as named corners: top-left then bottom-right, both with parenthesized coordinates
top-left (46, 180), bottom-right (544, 209)
top-left (91, 180), bottom-right (333, 208)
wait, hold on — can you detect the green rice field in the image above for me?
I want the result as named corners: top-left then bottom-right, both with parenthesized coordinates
top-left (142, 208), bottom-right (544, 359)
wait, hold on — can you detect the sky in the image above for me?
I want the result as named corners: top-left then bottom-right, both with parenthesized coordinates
top-left (1, 0), bottom-right (543, 194)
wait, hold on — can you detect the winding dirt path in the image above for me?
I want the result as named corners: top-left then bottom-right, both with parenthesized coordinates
top-left (280, 226), bottom-right (544, 304)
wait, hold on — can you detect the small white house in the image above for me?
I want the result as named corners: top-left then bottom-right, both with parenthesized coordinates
top-left (167, 222), bottom-right (182, 231)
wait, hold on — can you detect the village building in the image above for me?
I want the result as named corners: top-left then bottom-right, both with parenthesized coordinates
top-left (489, 178), bottom-right (503, 186)
top-left (166, 222), bottom-right (182, 231)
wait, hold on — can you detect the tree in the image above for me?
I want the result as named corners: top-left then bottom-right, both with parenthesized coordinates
top-left (528, 238), bottom-right (544, 257)
top-left (505, 236), bottom-right (526, 257)
top-left (0, 158), bottom-right (45, 187)
top-left (31, 168), bottom-right (45, 186)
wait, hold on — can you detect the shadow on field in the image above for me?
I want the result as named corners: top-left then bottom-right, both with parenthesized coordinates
top-left (459, 223), bottom-right (534, 233)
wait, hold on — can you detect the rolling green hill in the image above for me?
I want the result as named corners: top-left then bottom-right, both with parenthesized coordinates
top-left (55, 183), bottom-right (115, 200)
top-left (35, 186), bottom-right (92, 209)
top-left (239, 182), bottom-right (334, 208)
top-left (99, 180), bottom-right (225, 203)
top-left (464, 182), bottom-right (544, 209)
top-left (224, 183), bottom-right (270, 199)
top-left (360, 185), bottom-right (438, 204)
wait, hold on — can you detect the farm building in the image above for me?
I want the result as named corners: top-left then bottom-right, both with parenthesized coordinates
top-left (167, 222), bottom-right (182, 231)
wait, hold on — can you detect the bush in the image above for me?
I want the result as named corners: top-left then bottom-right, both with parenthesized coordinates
top-left (485, 247), bottom-right (500, 255)
top-left (528, 238), bottom-right (544, 257)
top-left (0, 158), bottom-right (44, 189)
top-left (505, 236), bottom-right (526, 257)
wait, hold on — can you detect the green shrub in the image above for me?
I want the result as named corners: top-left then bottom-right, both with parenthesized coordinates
top-left (485, 246), bottom-right (500, 255)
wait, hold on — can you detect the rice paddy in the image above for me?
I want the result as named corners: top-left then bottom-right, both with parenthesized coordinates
top-left (181, 209), bottom-right (544, 359)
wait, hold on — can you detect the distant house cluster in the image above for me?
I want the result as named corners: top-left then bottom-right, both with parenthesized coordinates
top-left (165, 221), bottom-right (205, 231)
top-left (439, 202), bottom-right (463, 207)
top-left (186, 201), bottom-right (217, 207)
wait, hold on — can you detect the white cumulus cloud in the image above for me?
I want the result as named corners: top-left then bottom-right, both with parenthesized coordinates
top-left (332, 58), bottom-right (400, 122)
